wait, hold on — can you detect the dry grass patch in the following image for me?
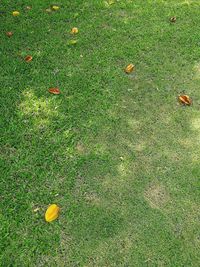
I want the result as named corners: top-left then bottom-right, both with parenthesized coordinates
top-left (144, 182), bottom-right (170, 209)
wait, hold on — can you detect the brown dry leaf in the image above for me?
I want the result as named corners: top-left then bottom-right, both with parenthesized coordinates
top-left (178, 95), bottom-right (192, 106)
top-left (48, 87), bottom-right (61, 95)
top-left (6, 31), bottom-right (13, 37)
top-left (25, 55), bottom-right (33, 62)
top-left (170, 16), bottom-right (176, 23)
top-left (45, 204), bottom-right (60, 222)
top-left (125, 64), bottom-right (135, 74)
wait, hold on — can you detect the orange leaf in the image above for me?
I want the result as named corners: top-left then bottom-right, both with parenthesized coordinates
top-left (48, 87), bottom-right (60, 95)
top-left (125, 63), bottom-right (135, 74)
top-left (45, 204), bottom-right (60, 222)
top-left (6, 31), bottom-right (13, 37)
top-left (178, 95), bottom-right (192, 105)
top-left (71, 27), bottom-right (78, 34)
top-left (25, 55), bottom-right (33, 62)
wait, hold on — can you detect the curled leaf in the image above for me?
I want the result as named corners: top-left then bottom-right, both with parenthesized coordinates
top-left (170, 16), bottom-right (176, 23)
top-left (178, 95), bottom-right (192, 105)
top-left (49, 87), bottom-right (60, 95)
top-left (68, 40), bottom-right (78, 46)
top-left (125, 64), bottom-right (135, 74)
top-left (6, 31), bottom-right (13, 37)
top-left (45, 204), bottom-right (60, 222)
top-left (52, 5), bottom-right (60, 11)
top-left (12, 11), bottom-right (20, 16)
top-left (25, 55), bottom-right (33, 62)
top-left (71, 27), bottom-right (78, 34)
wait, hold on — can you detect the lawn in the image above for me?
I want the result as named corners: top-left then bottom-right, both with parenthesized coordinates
top-left (1, 0), bottom-right (200, 266)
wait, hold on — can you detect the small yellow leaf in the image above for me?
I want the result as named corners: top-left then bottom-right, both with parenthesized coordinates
top-left (125, 64), bottom-right (135, 74)
top-left (71, 27), bottom-right (78, 34)
top-left (52, 5), bottom-right (60, 11)
top-left (45, 204), bottom-right (60, 222)
top-left (12, 11), bottom-right (20, 16)
top-left (68, 40), bottom-right (78, 45)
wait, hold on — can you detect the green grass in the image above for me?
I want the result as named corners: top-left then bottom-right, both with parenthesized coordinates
top-left (1, 0), bottom-right (200, 266)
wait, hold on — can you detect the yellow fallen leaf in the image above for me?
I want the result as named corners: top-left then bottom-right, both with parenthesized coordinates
top-left (68, 40), bottom-right (78, 46)
top-left (12, 11), bottom-right (20, 16)
top-left (52, 5), bottom-right (60, 11)
top-left (125, 63), bottom-right (135, 74)
top-left (71, 27), bottom-right (78, 34)
top-left (45, 204), bottom-right (60, 222)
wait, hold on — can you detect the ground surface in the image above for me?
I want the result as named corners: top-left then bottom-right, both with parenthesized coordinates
top-left (1, 0), bottom-right (200, 266)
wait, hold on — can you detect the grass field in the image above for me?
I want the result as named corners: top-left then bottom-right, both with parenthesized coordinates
top-left (1, 0), bottom-right (200, 266)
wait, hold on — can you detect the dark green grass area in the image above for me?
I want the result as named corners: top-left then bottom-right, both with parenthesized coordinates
top-left (1, 0), bottom-right (200, 266)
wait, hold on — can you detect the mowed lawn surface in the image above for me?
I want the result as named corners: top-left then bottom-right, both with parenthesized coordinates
top-left (1, 0), bottom-right (200, 266)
